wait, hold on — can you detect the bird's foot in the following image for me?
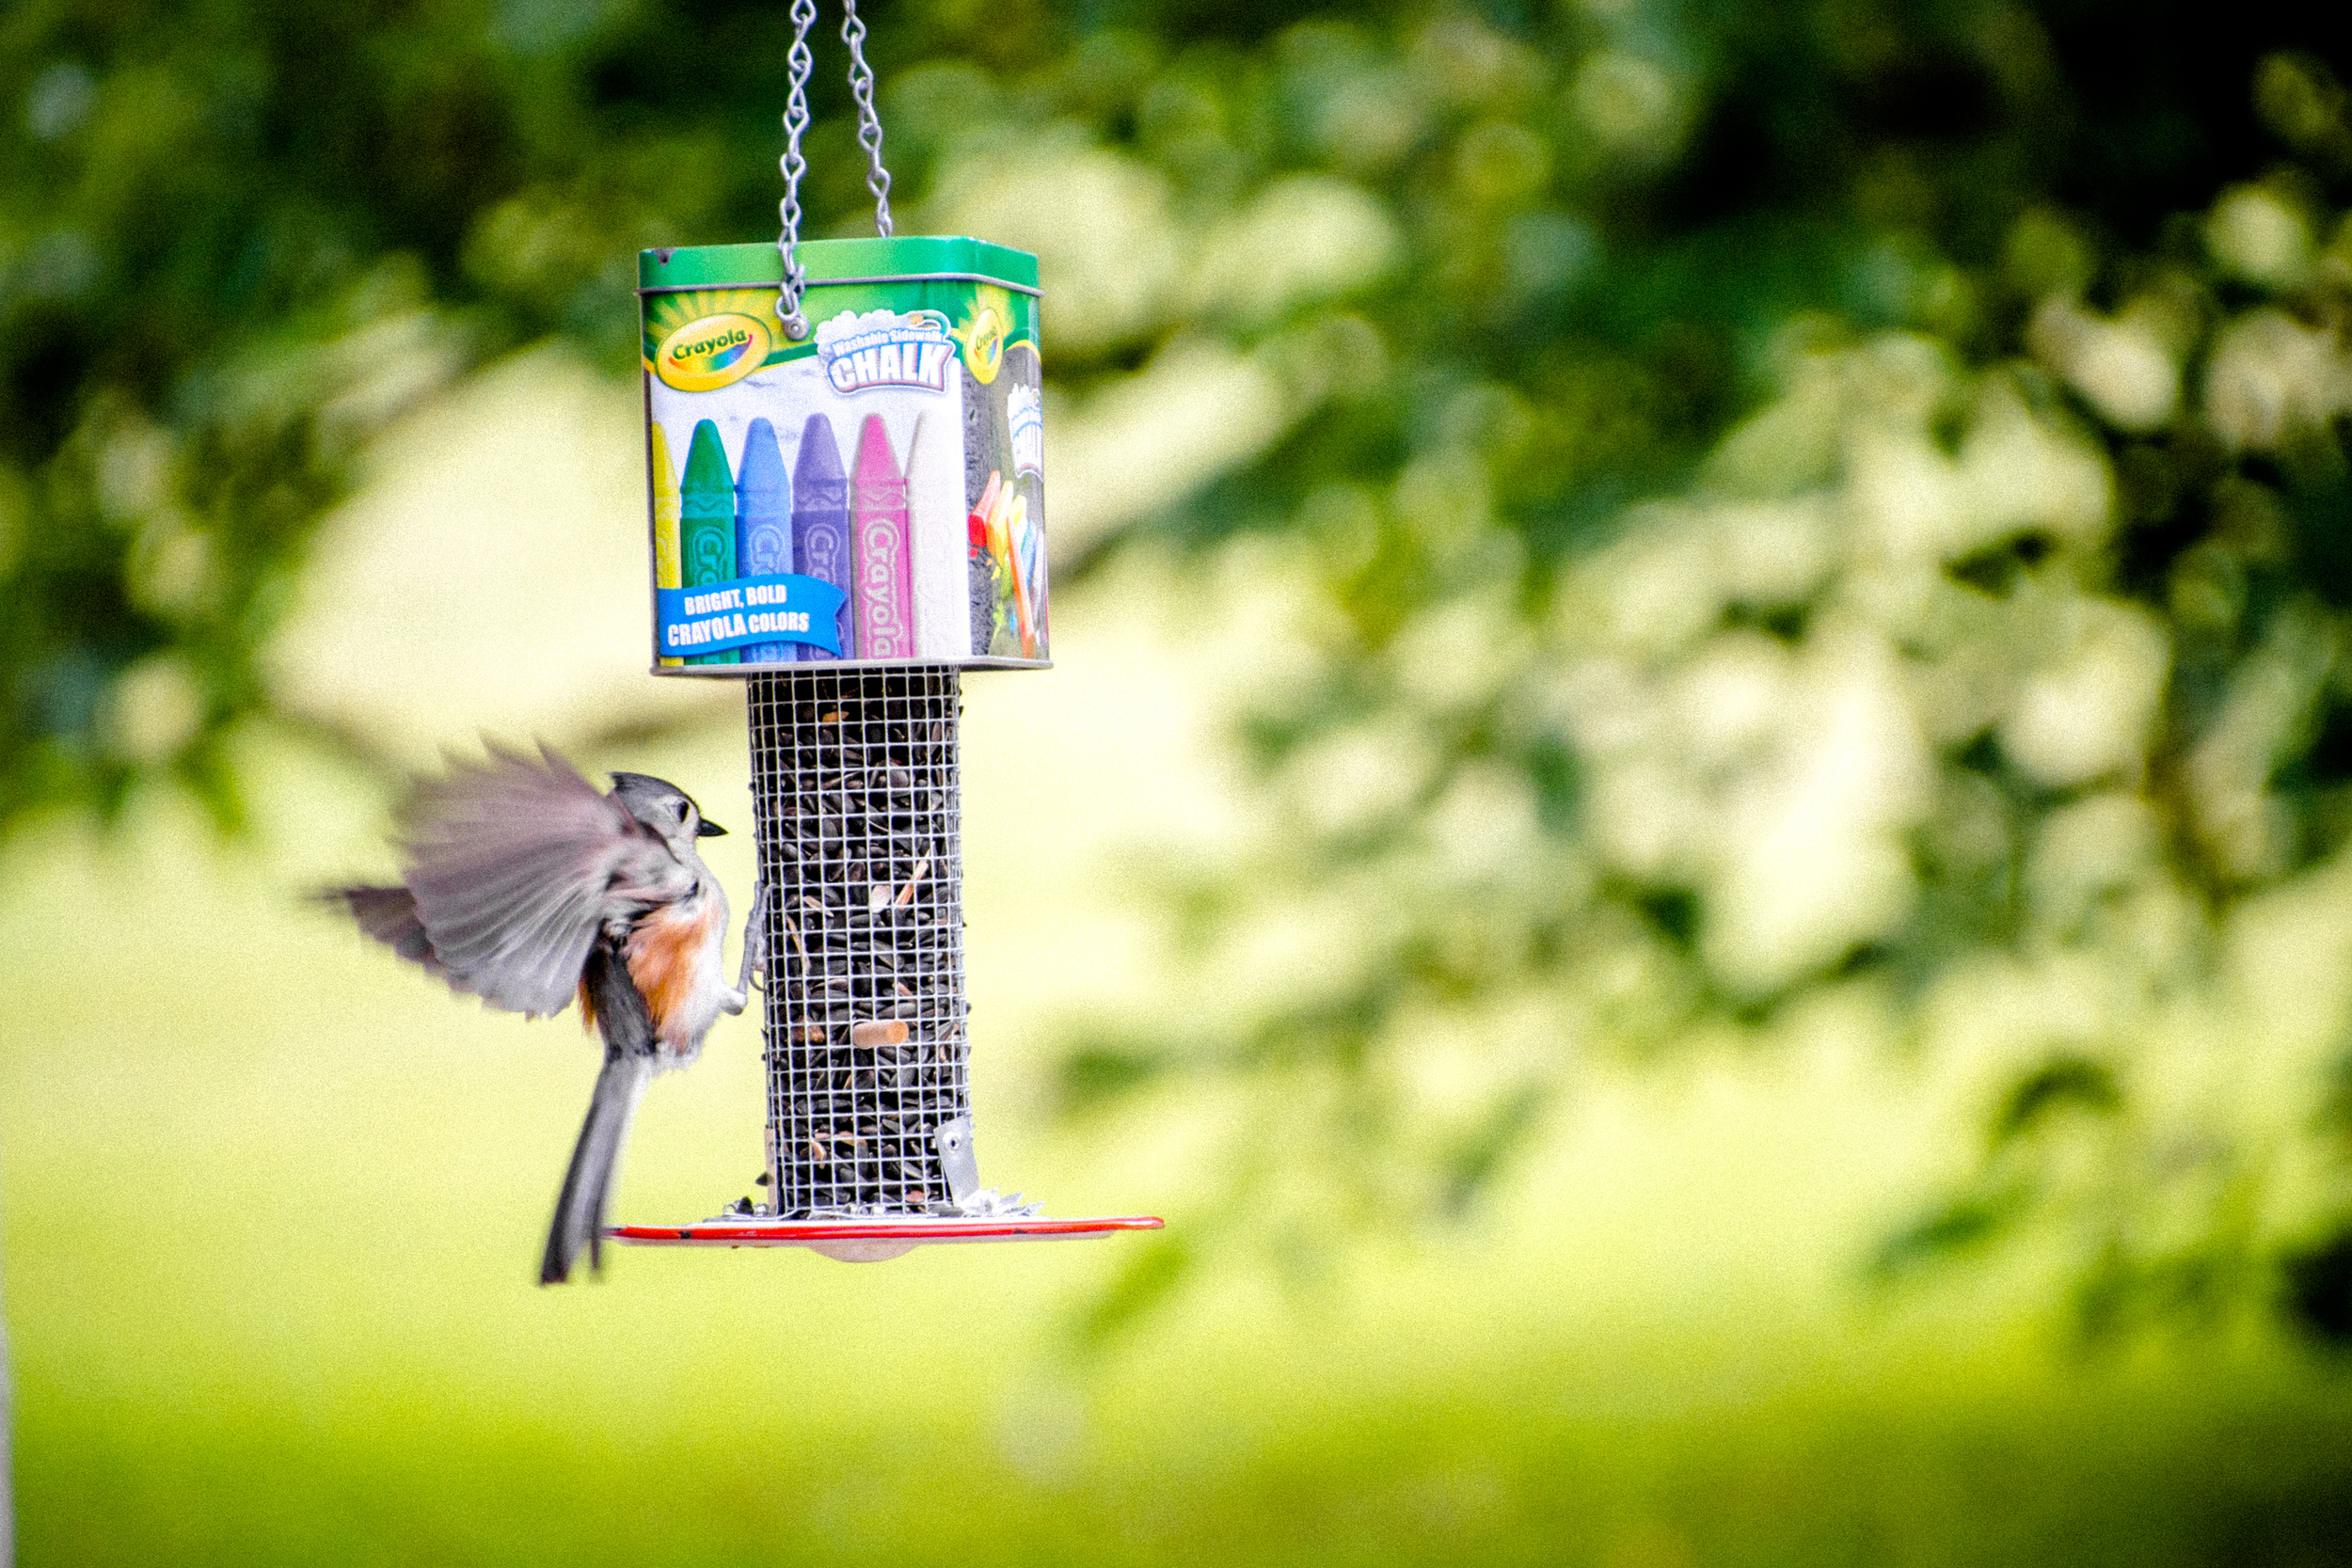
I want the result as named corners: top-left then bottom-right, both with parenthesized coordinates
top-left (737, 880), bottom-right (772, 997)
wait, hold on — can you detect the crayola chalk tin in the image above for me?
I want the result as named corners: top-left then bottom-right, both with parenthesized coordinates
top-left (638, 237), bottom-right (1049, 673)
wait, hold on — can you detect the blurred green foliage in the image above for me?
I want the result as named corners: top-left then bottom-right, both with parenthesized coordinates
top-left (12, 0), bottom-right (2352, 1344)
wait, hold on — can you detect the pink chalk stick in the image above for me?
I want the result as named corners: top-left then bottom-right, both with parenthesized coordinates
top-left (851, 415), bottom-right (914, 659)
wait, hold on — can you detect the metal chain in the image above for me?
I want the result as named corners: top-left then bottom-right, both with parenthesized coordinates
top-left (774, 0), bottom-right (819, 340)
top-left (840, 0), bottom-right (894, 237)
top-left (778, 0), bottom-right (894, 336)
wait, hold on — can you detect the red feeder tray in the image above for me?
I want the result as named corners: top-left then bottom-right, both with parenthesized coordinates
top-left (611, 1213), bottom-right (1164, 1263)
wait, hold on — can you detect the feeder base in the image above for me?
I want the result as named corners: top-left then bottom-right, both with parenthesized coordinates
top-left (609, 1213), bottom-right (1163, 1263)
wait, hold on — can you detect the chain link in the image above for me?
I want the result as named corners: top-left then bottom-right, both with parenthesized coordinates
top-left (778, 0), bottom-right (895, 338)
top-left (774, 0), bottom-right (819, 340)
top-left (839, 0), bottom-right (894, 237)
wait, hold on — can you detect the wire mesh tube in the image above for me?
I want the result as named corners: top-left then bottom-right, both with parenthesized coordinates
top-left (748, 666), bottom-right (968, 1216)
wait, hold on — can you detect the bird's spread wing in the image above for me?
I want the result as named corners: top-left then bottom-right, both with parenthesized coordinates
top-left (326, 883), bottom-right (464, 989)
top-left (393, 742), bottom-right (688, 1018)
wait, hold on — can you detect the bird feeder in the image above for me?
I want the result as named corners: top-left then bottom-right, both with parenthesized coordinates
top-left (612, 2), bottom-right (1159, 1262)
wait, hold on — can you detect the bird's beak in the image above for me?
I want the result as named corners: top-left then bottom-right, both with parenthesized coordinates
top-left (697, 818), bottom-right (728, 837)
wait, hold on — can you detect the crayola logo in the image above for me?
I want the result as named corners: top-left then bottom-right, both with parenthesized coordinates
top-left (961, 306), bottom-right (1007, 386)
top-left (657, 312), bottom-right (772, 392)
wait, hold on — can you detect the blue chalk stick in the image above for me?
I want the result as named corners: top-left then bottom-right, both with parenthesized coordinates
top-left (736, 418), bottom-right (792, 663)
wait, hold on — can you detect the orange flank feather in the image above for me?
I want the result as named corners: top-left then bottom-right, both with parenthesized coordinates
top-left (626, 896), bottom-right (719, 1049)
top-left (574, 898), bottom-right (719, 1050)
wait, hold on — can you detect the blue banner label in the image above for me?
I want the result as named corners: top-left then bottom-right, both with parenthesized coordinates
top-left (658, 574), bottom-right (848, 657)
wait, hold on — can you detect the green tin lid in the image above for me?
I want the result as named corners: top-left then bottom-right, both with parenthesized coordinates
top-left (638, 236), bottom-right (1040, 293)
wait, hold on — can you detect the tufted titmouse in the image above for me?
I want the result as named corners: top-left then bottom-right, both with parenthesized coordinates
top-left (328, 742), bottom-right (763, 1284)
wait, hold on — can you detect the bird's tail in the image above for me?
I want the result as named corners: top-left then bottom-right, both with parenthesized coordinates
top-left (541, 1053), bottom-right (652, 1285)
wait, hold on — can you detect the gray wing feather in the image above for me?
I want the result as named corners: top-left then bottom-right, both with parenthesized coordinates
top-left (324, 884), bottom-right (475, 993)
top-left (393, 742), bottom-right (685, 1017)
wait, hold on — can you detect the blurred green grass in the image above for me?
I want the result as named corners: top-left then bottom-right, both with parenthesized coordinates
top-left (19, 1326), bottom-right (2352, 1565)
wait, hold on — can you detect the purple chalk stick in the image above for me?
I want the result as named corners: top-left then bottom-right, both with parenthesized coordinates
top-left (790, 415), bottom-right (852, 661)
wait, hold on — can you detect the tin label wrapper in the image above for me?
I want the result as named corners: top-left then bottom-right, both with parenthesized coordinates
top-left (641, 272), bottom-right (1047, 671)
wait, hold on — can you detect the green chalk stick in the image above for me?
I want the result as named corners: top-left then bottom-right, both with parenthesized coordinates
top-left (680, 418), bottom-right (739, 666)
